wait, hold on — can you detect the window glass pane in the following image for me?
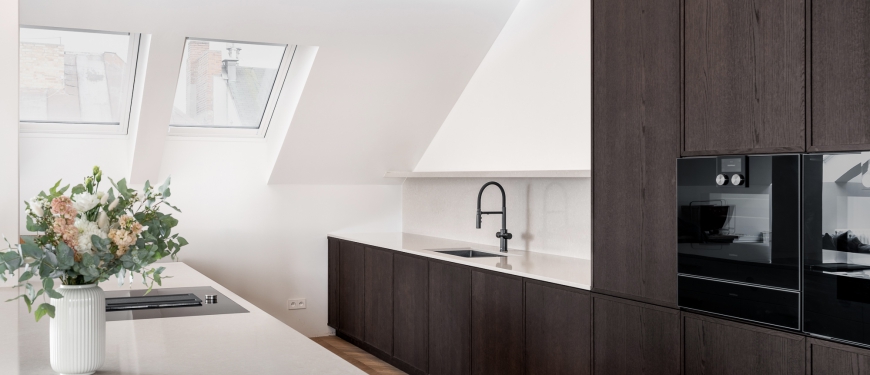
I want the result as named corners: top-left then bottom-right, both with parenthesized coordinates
top-left (19, 27), bottom-right (131, 124)
top-left (170, 39), bottom-right (285, 129)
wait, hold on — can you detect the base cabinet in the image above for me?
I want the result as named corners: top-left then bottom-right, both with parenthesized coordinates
top-left (429, 260), bottom-right (472, 375)
top-left (808, 338), bottom-right (870, 375)
top-left (471, 270), bottom-right (524, 375)
top-left (592, 294), bottom-right (680, 375)
top-left (526, 280), bottom-right (591, 375)
top-left (364, 246), bottom-right (393, 358)
top-left (393, 253), bottom-right (428, 375)
top-left (338, 240), bottom-right (365, 342)
top-left (683, 313), bottom-right (804, 375)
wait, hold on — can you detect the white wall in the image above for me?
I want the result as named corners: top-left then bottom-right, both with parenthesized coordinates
top-left (414, 0), bottom-right (591, 172)
top-left (0, 0), bottom-right (18, 372)
top-left (19, 137), bottom-right (402, 337)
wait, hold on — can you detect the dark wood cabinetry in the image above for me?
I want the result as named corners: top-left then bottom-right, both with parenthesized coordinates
top-left (338, 240), bottom-right (365, 342)
top-left (683, 313), bottom-right (804, 375)
top-left (810, 0), bottom-right (870, 151)
top-left (470, 270), bottom-right (524, 375)
top-left (393, 253), bottom-right (428, 375)
top-left (592, 294), bottom-right (680, 375)
top-left (327, 237), bottom-right (340, 329)
top-left (363, 246), bottom-right (393, 358)
top-left (808, 337), bottom-right (870, 374)
top-left (429, 260), bottom-right (472, 375)
top-left (592, 0), bottom-right (680, 306)
top-left (684, 0), bottom-right (805, 155)
top-left (526, 280), bottom-right (591, 375)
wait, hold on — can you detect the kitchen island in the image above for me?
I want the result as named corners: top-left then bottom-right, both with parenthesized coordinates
top-left (11, 262), bottom-right (364, 375)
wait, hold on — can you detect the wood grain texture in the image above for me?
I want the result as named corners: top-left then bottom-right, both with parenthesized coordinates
top-left (392, 253), bottom-right (428, 375)
top-left (525, 280), bottom-right (591, 375)
top-left (684, 0), bottom-right (806, 154)
top-left (683, 313), bottom-right (805, 375)
top-left (808, 338), bottom-right (870, 375)
top-left (429, 260), bottom-right (471, 375)
top-left (328, 237), bottom-right (340, 329)
top-left (592, 294), bottom-right (681, 375)
top-left (470, 270), bottom-right (524, 375)
top-left (592, 0), bottom-right (680, 306)
top-left (810, 0), bottom-right (870, 150)
top-left (364, 247), bottom-right (393, 356)
top-left (339, 240), bottom-right (366, 341)
top-left (312, 336), bottom-right (407, 375)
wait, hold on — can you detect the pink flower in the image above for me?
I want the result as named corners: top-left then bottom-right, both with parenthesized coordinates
top-left (50, 196), bottom-right (78, 250)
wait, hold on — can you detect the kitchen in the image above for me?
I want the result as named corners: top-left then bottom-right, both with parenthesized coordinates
top-left (2, 0), bottom-right (870, 374)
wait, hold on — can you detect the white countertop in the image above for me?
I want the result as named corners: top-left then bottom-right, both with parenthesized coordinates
top-left (329, 232), bottom-right (591, 290)
top-left (11, 262), bottom-right (365, 375)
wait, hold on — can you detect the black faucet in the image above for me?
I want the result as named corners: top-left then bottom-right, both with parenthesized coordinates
top-left (476, 181), bottom-right (512, 252)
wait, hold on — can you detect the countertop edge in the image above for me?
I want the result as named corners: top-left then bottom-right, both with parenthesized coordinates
top-left (328, 233), bottom-right (591, 291)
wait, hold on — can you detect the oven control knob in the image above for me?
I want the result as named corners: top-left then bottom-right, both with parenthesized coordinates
top-left (716, 174), bottom-right (729, 186)
top-left (731, 174), bottom-right (745, 186)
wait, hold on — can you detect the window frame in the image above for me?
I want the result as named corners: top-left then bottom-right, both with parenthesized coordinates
top-left (18, 26), bottom-right (141, 136)
top-left (167, 38), bottom-right (296, 138)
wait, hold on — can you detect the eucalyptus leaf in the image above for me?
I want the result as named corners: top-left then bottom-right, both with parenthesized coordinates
top-left (34, 303), bottom-right (54, 322)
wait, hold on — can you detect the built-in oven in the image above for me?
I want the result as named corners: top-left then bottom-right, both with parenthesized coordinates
top-left (677, 154), bottom-right (801, 330)
top-left (803, 151), bottom-right (870, 347)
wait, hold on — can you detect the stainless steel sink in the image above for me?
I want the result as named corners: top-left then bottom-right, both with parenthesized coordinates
top-left (434, 249), bottom-right (506, 258)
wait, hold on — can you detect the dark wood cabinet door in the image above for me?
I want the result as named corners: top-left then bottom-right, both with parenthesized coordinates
top-left (592, 0), bottom-right (679, 306)
top-left (338, 240), bottom-right (365, 341)
top-left (364, 246), bottom-right (392, 357)
top-left (810, 0), bottom-right (870, 151)
top-left (429, 260), bottom-right (472, 375)
top-left (328, 237), bottom-right (340, 329)
top-left (470, 270), bottom-right (523, 375)
top-left (808, 338), bottom-right (870, 375)
top-left (526, 280), bottom-right (591, 375)
top-left (592, 294), bottom-right (680, 375)
top-left (683, 313), bottom-right (804, 375)
top-left (684, 0), bottom-right (806, 155)
top-left (393, 253), bottom-right (428, 374)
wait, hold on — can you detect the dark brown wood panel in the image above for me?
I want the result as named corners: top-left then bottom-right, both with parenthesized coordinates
top-left (393, 253), bottom-right (428, 374)
top-left (338, 240), bottom-right (365, 341)
top-left (808, 338), bottom-right (870, 375)
top-left (429, 260), bottom-right (471, 375)
top-left (364, 246), bottom-right (393, 357)
top-left (593, 0), bottom-right (680, 306)
top-left (810, 0), bottom-right (870, 151)
top-left (684, 0), bottom-right (806, 155)
top-left (683, 313), bottom-right (804, 375)
top-left (328, 237), bottom-right (340, 329)
top-left (470, 270), bottom-right (524, 375)
top-left (526, 280), bottom-right (591, 375)
top-left (592, 294), bottom-right (680, 375)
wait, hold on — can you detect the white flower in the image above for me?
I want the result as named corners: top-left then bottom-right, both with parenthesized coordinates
top-left (74, 219), bottom-right (107, 254)
top-left (72, 193), bottom-right (100, 213)
top-left (28, 197), bottom-right (45, 217)
top-left (98, 191), bottom-right (108, 205)
top-left (108, 198), bottom-right (119, 211)
top-left (97, 211), bottom-right (110, 232)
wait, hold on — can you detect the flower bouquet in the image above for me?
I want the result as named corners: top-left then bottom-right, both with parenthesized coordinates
top-left (0, 166), bottom-right (188, 374)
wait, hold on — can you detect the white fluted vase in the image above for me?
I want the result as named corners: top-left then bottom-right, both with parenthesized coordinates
top-left (50, 284), bottom-right (106, 375)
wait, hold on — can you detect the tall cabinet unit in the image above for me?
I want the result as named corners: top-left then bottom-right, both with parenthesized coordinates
top-left (810, 0), bottom-right (870, 151)
top-left (592, 0), bottom-right (681, 306)
top-left (683, 0), bottom-right (806, 155)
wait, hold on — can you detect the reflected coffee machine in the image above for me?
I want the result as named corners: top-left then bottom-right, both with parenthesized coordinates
top-left (677, 155), bottom-right (801, 330)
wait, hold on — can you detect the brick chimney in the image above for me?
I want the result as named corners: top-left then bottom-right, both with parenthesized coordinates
top-left (222, 43), bottom-right (241, 82)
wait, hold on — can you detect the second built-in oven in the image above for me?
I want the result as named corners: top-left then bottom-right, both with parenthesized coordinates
top-left (677, 154), bottom-right (801, 330)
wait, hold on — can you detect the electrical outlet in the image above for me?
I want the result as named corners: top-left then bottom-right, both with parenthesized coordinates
top-left (287, 298), bottom-right (307, 310)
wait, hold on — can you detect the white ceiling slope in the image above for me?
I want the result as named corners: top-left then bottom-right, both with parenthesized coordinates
top-left (21, 0), bottom-right (521, 185)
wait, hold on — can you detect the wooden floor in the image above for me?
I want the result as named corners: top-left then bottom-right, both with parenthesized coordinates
top-left (312, 335), bottom-right (407, 375)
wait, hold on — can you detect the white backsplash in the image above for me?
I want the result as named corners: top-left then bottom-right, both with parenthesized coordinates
top-left (402, 177), bottom-right (591, 259)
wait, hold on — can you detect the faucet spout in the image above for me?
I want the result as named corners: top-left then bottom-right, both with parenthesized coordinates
top-left (476, 181), bottom-right (512, 252)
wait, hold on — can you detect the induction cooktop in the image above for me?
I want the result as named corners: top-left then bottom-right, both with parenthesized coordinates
top-left (104, 286), bottom-right (248, 321)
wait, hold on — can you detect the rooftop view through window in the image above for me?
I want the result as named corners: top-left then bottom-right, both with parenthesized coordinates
top-left (19, 27), bottom-right (134, 125)
top-left (170, 39), bottom-right (286, 129)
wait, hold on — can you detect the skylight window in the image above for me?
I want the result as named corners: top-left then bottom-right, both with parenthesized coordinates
top-left (19, 26), bottom-right (140, 134)
top-left (169, 39), bottom-right (293, 137)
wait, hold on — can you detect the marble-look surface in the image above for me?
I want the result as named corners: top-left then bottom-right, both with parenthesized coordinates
top-left (11, 262), bottom-right (364, 375)
top-left (329, 232), bottom-right (591, 290)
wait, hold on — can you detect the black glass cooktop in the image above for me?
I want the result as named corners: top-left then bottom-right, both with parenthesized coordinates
top-left (105, 286), bottom-right (248, 321)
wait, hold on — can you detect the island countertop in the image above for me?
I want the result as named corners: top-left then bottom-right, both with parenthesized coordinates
top-left (12, 262), bottom-right (364, 375)
top-left (328, 232), bottom-right (591, 290)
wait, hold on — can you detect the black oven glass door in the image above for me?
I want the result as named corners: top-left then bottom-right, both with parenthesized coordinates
top-left (677, 155), bottom-right (800, 290)
top-left (804, 152), bottom-right (870, 346)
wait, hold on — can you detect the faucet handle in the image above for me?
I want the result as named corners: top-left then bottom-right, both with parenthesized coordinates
top-left (496, 231), bottom-right (512, 240)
